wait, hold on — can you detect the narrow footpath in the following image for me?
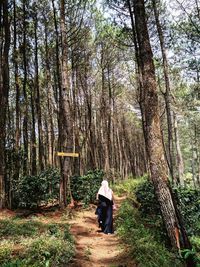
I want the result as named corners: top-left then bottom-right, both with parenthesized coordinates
top-left (69, 196), bottom-right (136, 267)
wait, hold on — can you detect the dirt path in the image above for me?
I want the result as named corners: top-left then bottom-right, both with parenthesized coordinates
top-left (69, 196), bottom-right (135, 267)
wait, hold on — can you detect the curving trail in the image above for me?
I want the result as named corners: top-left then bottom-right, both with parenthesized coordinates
top-left (69, 196), bottom-right (136, 267)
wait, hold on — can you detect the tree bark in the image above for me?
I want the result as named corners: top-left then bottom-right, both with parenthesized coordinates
top-left (13, 0), bottom-right (20, 183)
top-left (194, 124), bottom-right (200, 186)
top-left (30, 89), bottom-right (37, 176)
top-left (174, 112), bottom-right (184, 186)
top-left (0, 0), bottom-right (10, 208)
top-left (127, 0), bottom-right (150, 172)
top-left (44, 17), bottom-right (55, 167)
top-left (59, 0), bottom-right (73, 208)
top-left (152, 0), bottom-right (175, 184)
top-left (34, 8), bottom-right (44, 171)
top-left (133, 2), bottom-right (195, 264)
top-left (22, 0), bottom-right (29, 176)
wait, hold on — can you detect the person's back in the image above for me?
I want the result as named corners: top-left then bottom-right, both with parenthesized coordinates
top-left (96, 180), bottom-right (114, 234)
top-left (98, 194), bottom-right (113, 205)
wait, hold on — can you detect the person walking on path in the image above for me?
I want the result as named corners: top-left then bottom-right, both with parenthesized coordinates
top-left (95, 180), bottom-right (115, 234)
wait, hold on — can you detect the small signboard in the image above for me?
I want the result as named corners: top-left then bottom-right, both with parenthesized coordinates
top-left (57, 152), bottom-right (79, 157)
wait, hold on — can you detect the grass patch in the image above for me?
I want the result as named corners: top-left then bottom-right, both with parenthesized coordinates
top-left (115, 178), bottom-right (184, 267)
top-left (116, 200), bottom-right (183, 267)
top-left (0, 219), bottom-right (45, 239)
top-left (0, 217), bottom-right (75, 267)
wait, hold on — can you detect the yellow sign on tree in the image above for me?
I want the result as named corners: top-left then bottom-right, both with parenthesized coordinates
top-left (57, 152), bottom-right (79, 157)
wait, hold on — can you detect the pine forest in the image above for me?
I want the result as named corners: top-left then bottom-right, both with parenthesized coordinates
top-left (0, 0), bottom-right (200, 266)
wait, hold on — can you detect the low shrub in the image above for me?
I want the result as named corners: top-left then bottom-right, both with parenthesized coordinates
top-left (190, 236), bottom-right (200, 264)
top-left (116, 200), bottom-right (183, 267)
top-left (134, 179), bottom-right (168, 243)
top-left (15, 168), bottom-right (60, 208)
top-left (134, 178), bottom-right (200, 237)
top-left (114, 178), bottom-right (142, 197)
top-left (71, 169), bottom-right (104, 205)
top-left (2, 260), bottom-right (25, 267)
top-left (135, 179), bottom-right (160, 216)
top-left (116, 178), bottom-right (200, 266)
top-left (191, 236), bottom-right (200, 253)
top-left (174, 187), bottom-right (200, 235)
top-left (15, 168), bottom-right (105, 208)
top-left (23, 234), bottom-right (74, 267)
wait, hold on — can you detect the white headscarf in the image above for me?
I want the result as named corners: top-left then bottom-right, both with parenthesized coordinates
top-left (98, 180), bottom-right (113, 201)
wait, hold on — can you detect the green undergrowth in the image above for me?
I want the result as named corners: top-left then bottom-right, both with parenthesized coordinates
top-left (71, 169), bottom-right (104, 205)
top-left (0, 218), bottom-right (74, 267)
top-left (117, 200), bottom-right (183, 267)
top-left (115, 178), bottom-right (184, 267)
top-left (133, 177), bottom-right (200, 263)
top-left (14, 168), bottom-right (60, 209)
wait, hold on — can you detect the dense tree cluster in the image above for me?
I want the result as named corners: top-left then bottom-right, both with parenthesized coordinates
top-left (0, 0), bottom-right (146, 209)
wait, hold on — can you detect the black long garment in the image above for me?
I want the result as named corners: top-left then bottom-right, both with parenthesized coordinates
top-left (97, 194), bottom-right (114, 234)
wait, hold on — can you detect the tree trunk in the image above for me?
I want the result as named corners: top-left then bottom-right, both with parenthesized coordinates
top-left (152, 0), bottom-right (176, 184)
top-left (100, 47), bottom-right (110, 173)
top-left (13, 0), bottom-right (20, 184)
top-left (30, 89), bottom-right (37, 176)
top-left (34, 9), bottom-right (44, 171)
top-left (0, 0), bottom-right (10, 208)
top-left (194, 124), bottom-right (200, 186)
top-left (52, 0), bottom-right (61, 169)
top-left (127, 0), bottom-right (149, 172)
top-left (44, 15), bottom-right (55, 167)
top-left (107, 65), bottom-right (113, 172)
top-left (133, 2), bottom-right (195, 265)
top-left (22, 0), bottom-right (29, 176)
top-left (174, 112), bottom-right (184, 186)
top-left (59, 0), bottom-right (73, 208)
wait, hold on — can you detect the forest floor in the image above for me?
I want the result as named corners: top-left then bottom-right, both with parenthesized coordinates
top-left (69, 196), bottom-right (136, 267)
top-left (0, 196), bottom-right (135, 267)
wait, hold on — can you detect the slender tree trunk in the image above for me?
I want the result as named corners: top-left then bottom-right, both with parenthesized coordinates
top-left (174, 112), bottom-right (184, 186)
top-left (133, 2), bottom-right (195, 265)
top-left (44, 16), bottom-right (55, 166)
top-left (70, 48), bottom-right (81, 176)
top-left (52, 0), bottom-right (61, 169)
top-left (194, 124), bottom-right (200, 186)
top-left (127, 0), bottom-right (149, 172)
top-left (0, 0), bottom-right (10, 208)
top-left (116, 125), bottom-right (123, 177)
top-left (152, 0), bottom-right (176, 184)
top-left (52, 0), bottom-right (61, 100)
top-left (13, 0), bottom-right (20, 184)
top-left (85, 61), bottom-right (96, 170)
top-left (34, 10), bottom-right (44, 171)
top-left (59, 0), bottom-right (73, 208)
top-left (100, 48), bottom-right (110, 173)
top-left (191, 141), bottom-right (197, 188)
top-left (107, 65), bottom-right (112, 171)
top-left (30, 89), bottom-right (37, 176)
top-left (11, 0), bottom-right (20, 207)
top-left (22, 0), bottom-right (29, 176)
top-left (6, 104), bottom-right (14, 208)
